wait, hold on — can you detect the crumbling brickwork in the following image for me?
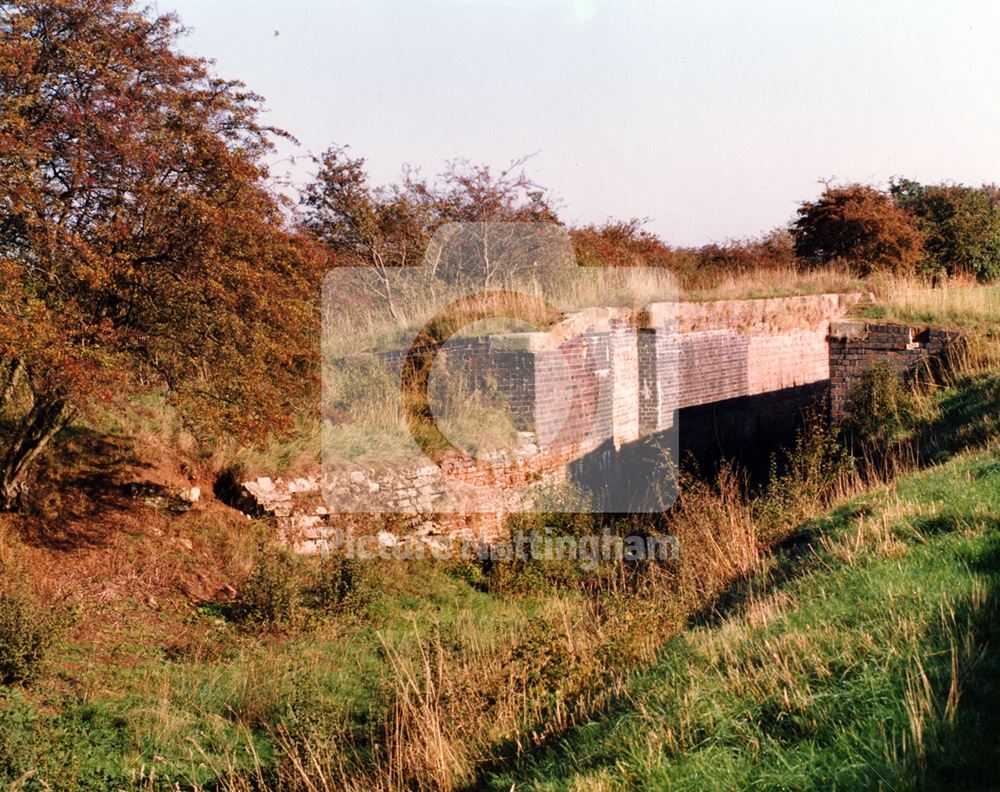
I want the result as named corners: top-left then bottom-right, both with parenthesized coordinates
top-left (246, 292), bottom-right (871, 552)
top-left (829, 321), bottom-right (962, 419)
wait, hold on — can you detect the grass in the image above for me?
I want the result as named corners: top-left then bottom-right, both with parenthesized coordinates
top-left (326, 265), bottom-right (868, 356)
top-left (0, 551), bottom-right (561, 789)
top-left (862, 274), bottom-right (1000, 329)
top-left (322, 364), bottom-right (523, 466)
top-left (326, 267), bottom-right (997, 358)
top-left (83, 388), bottom-right (322, 479)
top-left (2, 268), bottom-right (999, 789)
top-left (485, 448), bottom-right (1000, 791)
top-left (679, 264), bottom-right (864, 302)
top-left (0, 352), bottom-right (994, 789)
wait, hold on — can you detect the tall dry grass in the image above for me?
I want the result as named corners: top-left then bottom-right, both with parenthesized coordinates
top-left (679, 264), bottom-right (864, 302)
top-left (213, 417), bottom-right (872, 792)
top-left (865, 273), bottom-right (1000, 328)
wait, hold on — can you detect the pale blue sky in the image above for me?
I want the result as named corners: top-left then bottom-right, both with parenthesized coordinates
top-left (161, 0), bottom-right (1000, 245)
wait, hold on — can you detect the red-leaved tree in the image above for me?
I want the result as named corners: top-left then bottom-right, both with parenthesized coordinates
top-left (0, 0), bottom-right (322, 508)
top-left (792, 184), bottom-right (925, 276)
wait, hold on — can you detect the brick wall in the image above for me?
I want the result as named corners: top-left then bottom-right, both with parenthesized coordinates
top-left (258, 292), bottom-right (871, 552)
top-left (829, 320), bottom-right (962, 419)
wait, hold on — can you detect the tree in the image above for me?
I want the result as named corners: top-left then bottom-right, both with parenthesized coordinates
top-left (571, 218), bottom-right (681, 268)
top-left (432, 157), bottom-right (561, 289)
top-left (300, 146), bottom-right (434, 319)
top-left (302, 151), bottom-right (561, 298)
top-left (791, 184), bottom-right (925, 276)
top-left (0, 0), bottom-right (322, 508)
top-left (891, 179), bottom-right (1000, 282)
top-left (433, 157), bottom-right (559, 226)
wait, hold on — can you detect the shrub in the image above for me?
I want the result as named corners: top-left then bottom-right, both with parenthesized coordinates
top-left (844, 362), bottom-right (919, 444)
top-left (229, 540), bottom-right (302, 629)
top-left (0, 585), bottom-right (55, 687)
top-left (669, 466), bottom-right (761, 608)
top-left (698, 228), bottom-right (799, 274)
top-left (485, 512), bottom-right (602, 595)
top-left (757, 409), bottom-right (856, 536)
top-left (310, 554), bottom-right (379, 613)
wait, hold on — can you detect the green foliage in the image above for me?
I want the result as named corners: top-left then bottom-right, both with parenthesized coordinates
top-left (0, 582), bottom-right (55, 687)
top-left (843, 361), bottom-right (919, 444)
top-left (892, 178), bottom-right (1000, 282)
top-left (0, 691), bottom-right (37, 781)
top-left (309, 554), bottom-right (379, 613)
top-left (229, 540), bottom-right (302, 630)
top-left (509, 620), bottom-right (575, 705)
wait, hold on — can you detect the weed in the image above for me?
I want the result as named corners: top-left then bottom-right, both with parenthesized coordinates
top-left (843, 361), bottom-right (920, 445)
top-left (0, 578), bottom-right (56, 687)
top-left (229, 538), bottom-right (302, 630)
top-left (758, 409), bottom-right (856, 536)
top-left (308, 554), bottom-right (379, 614)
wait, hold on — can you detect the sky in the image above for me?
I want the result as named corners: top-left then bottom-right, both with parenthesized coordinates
top-left (159, 0), bottom-right (1000, 246)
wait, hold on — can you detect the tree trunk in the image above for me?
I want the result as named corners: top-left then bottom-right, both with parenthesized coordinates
top-left (0, 395), bottom-right (71, 511)
top-left (0, 359), bottom-right (23, 413)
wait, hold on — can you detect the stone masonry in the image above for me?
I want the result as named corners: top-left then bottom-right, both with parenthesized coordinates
top-left (239, 292), bottom-right (870, 553)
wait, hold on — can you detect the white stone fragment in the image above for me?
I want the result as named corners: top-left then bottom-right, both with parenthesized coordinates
top-left (377, 530), bottom-right (398, 548)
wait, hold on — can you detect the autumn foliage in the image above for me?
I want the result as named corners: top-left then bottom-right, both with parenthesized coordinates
top-left (0, 0), bottom-right (321, 507)
top-left (571, 219), bottom-right (686, 269)
top-left (791, 184), bottom-right (925, 276)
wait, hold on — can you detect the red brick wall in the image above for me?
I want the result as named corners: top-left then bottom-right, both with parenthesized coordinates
top-left (278, 292), bottom-right (872, 551)
top-left (829, 321), bottom-right (962, 418)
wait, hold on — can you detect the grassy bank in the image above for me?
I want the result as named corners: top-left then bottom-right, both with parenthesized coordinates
top-left (1, 287), bottom-right (998, 790)
top-left (486, 445), bottom-right (1000, 791)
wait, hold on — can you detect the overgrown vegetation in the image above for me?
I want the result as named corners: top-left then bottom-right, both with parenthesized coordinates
top-left (2, 1), bottom-right (1000, 790)
top-left (862, 277), bottom-right (1000, 329)
top-left (308, 554), bottom-right (379, 614)
top-left (228, 539), bottom-right (303, 630)
top-left (843, 361), bottom-right (921, 445)
top-left (2, 342), bottom-right (996, 789)
top-left (0, 576), bottom-right (55, 687)
top-left (792, 180), bottom-right (1000, 281)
